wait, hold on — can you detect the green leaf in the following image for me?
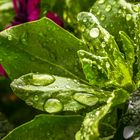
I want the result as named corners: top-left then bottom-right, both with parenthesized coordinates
top-left (0, 17), bottom-right (87, 81)
top-left (11, 73), bottom-right (111, 113)
top-left (2, 114), bottom-right (83, 140)
top-left (77, 12), bottom-right (133, 89)
top-left (78, 50), bottom-right (109, 87)
top-left (90, 0), bottom-right (140, 45)
top-left (75, 88), bottom-right (129, 140)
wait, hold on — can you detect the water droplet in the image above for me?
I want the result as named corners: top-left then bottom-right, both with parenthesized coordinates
top-left (118, 9), bottom-right (122, 14)
top-left (73, 93), bottom-right (98, 106)
top-left (95, 111), bottom-right (100, 116)
top-left (34, 95), bottom-right (39, 101)
top-left (105, 5), bottom-right (112, 12)
top-left (123, 126), bottom-right (135, 139)
top-left (106, 62), bottom-right (110, 68)
top-left (8, 35), bottom-right (12, 40)
top-left (83, 18), bottom-right (87, 22)
top-left (126, 14), bottom-right (132, 21)
top-left (98, 0), bottom-right (105, 4)
top-left (132, 5), bottom-right (139, 12)
top-left (100, 15), bottom-right (106, 21)
top-left (112, 1), bottom-right (116, 5)
top-left (97, 11), bottom-right (101, 15)
top-left (65, 85), bottom-right (71, 88)
top-left (44, 99), bottom-right (63, 113)
top-left (77, 12), bottom-right (99, 26)
top-left (101, 42), bottom-right (106, 48)
top-left (31, 74), bottom-right (55, 86)
top-left (89, 28), bottom-right (100, 38)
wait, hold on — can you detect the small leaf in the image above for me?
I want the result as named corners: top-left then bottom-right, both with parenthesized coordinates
top-left (76, 88), bottom-right (129, 140)
top-left (2, 114), bottom-right (83, 140)
top-left (119, 31), bottom-right (135, 75)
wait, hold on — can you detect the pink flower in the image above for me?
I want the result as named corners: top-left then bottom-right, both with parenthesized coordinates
top-left (12, 0), bottom-right (41, 25)
top-left (0, 65), bottom-right (7, 77)
top-left (46, 11), bottom-right (64, 27)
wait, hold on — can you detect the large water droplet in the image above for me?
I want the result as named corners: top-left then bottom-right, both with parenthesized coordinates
top-left (44, 99), bottom-right (63, 113)
top-left (98, 0), bottom-right (105, 4)
top-left (105, 5), bottom-right (112, 12)
top-left (89, 28), bottom-right (100, 38)
top-left (31, 74), bottom-right (55, 86)
top-left (126, 14), bottom-right (132, 21)
top-left (123, 126), bottom-right (135, 139)
top-left (73, 93), bottom-right (98, 106)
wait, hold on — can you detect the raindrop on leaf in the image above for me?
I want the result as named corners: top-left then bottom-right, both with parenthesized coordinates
top-left (73, 93), bottom-right (98, 106)
top-left (105, 5), bottom-right (112, 12)
top-left (44, 99), bottom-right (63, 113)
top-left (30, 74), bottom-right (55, 86)
top-left (100, 14), bottom-right (106, 21)
top-left (98, 0), bottom-right (105, 4)
top-left (126, 14), bottom-right (132, 21)
top-left (89, 28), bottom-right (100, 38)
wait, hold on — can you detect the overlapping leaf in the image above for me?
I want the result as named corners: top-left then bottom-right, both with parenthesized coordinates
top-left (77, 12), bottom-right (133, 89)
top-left (2, 114), bottom-right (83, 140)
top-left (0, 17), bottom-right (87, 80)
top-left (76, 89), bottom-right (129, 140)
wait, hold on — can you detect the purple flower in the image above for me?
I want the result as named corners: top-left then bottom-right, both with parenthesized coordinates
top-left (12, 0), bottom-right (41, 25)
top-left (12, 0), bottom-right (64, 27)
top-left (0, 65), bottom-right (7, 77)
top-left (46, 11), bottom-right (64, 27)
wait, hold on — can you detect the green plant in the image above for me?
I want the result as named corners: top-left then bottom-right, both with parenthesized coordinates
top-left (0, 0), bottom-right (140, 139)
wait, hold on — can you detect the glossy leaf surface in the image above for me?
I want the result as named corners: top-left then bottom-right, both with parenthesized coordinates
top-left (2, 114), bottom-right (83, 140)
top-left (0, 17), bottom-right (87, 80)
